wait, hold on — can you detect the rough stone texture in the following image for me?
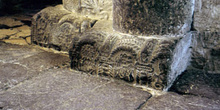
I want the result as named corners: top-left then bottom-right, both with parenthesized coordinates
top-left (63, 0), bottom-right (113, 20)
top-left (113, 0), bottom-right (194, 36)
top-left (31, 3), bottom-right (194, 90)
top-left (31, 5), bottom-right (98, 51)
top-left (141, 92), bottom-right (220, 110)
top-left (0, 69), bottom-right (151, 110)
top-left (194, 0), bottom-right (220, 32)
top-left (1, 36), bottom-right (220, 110)
top-left (170, 69), bottom-right (220, 100)
top-left (69, 31), bottom-right (192, 90)
top-left (0, 42), bottom-right (70, 91)
top-left (0, 62), bottom-right (38, 92)
top-left (0, 42), bottom-right (42, 63)
top-left (191, 31), bottom-right (220, 73)
top-left (0, 16), bottom-right (32, 45)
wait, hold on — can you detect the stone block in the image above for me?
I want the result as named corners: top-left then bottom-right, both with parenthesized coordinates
top-left (69, 31), bottom-right (192, 90)
top-left (171, 69), bottom-right (220, 100)
top-left (191, 31), bottom-right (220, 73)
top-left (113, 0), bottom-right (194, 36)
top-left (31, 1), bottom-right (194, 91)
top-left (194, 0), bottom-right (220, 32)
top-left (63, 0), bottom-right (112, 20)
top-left (31, 5), bottom-right (97, 51)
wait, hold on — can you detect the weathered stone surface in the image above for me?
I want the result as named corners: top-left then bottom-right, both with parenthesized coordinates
top-left (141, 92), bottom-right (220, 110)
top-left (194, 0), bottom-right (220, 32)
top-left (170, 69), bottom-right (220, 100)
top-left (0, 17), bottom-right (23, 28)
top-left (0, 69), bottom-right (151, 110)
top-left (0, 62), bottom-right (38, 92)
top-left (14, 52), bottom-right (70, 71)
top-left (0, 42), bottom-right (42, 62)
top-left (113, 0), bottom-right (194, 36)
top-left (63, 0), bottom-right (112, 20)
top-left (69, 31), bottom-right (192, 90)
top-left (31, 5), bottom-right (98, 51)
top-left (191, 31), bottom-right (220, 73)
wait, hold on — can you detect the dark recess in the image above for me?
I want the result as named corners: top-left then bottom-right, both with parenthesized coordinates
top-left (0, 0), bottom-right (62, 16)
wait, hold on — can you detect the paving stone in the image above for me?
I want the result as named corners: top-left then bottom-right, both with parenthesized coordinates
top-left (141, 92), bottom-right (220, 110)
top-left (0, 42), bottom-right (42, 63)
top-left (15, 51), bottom-right (70, 71)
top-left (0, 62), bottom-right (37, 92)
top-left (0, 69), bottom-right (151, 110)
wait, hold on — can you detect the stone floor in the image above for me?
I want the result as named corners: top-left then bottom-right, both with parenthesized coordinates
top-left (0, 14), bottom-right (220, 110)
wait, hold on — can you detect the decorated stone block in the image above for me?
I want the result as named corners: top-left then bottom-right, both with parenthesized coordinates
top-left (63, 0), bottom-right (113, 20)
top-left (69, 31), bottom-right (192, 90)
top-left (113, 0), bottom-right (194, 36)
top-left (194, 0), bottom-right (220, 32)
top-left (31, 0), bottom-right (194, 91)
top-left (31, 5), bottom-right (97, 51)
top-left (191, 31), bottom-right (220, 73)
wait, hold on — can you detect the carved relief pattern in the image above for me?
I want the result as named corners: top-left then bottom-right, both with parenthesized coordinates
top-left (32, 6), bottom-right (97, 51)
top-left (69, 32), bottom-right (180, 90)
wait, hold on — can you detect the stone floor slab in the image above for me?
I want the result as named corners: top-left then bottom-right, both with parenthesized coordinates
top-left (141, 92), bottom-right (220, 110)
top-left (0, 42), bottom-right (42, 63)
top-left (0, 69), bottom-right (151, 110)
top-left (0, 62), bottom-right (38, 92)
top-left (15, 51), bottom-right (70, 72)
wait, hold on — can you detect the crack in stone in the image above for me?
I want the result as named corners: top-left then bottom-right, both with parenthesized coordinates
top-left (136, 94), bottom-right (152, 110)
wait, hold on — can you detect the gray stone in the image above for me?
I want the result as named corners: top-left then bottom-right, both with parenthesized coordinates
top-left (170, 69), bottom-right (220, 100)
top-left (113, 0), bottom-right (194, 36)
top-left (141, 92), bottom-right (220, 110)
top-left (0, 69), bottom-right (151, 110)
top-left (191, 31), bottom-right (220, 73)
top-left (31, 5), bottom-right (97, 51)
top-left (69, 31), bottom-right (192, 90)
top-left (194, 0), bottom-right (220, 32)
top-left (0, 42), bottom-right (42, 63)
top-left (62, 0), bottom-right (113, 20)
top-left (0, 62), bottom-right (38, 91)
top-left (14, 52), bottom-right (70, 72)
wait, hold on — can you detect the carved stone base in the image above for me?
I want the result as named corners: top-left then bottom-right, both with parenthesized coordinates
top-left (31, 5), bottom-right (192, 90)
top-left (68, 31), bottom-right (192, 90)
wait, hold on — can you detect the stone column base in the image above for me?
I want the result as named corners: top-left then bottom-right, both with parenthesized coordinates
top-left (31, 5), bottom-right (192, 90)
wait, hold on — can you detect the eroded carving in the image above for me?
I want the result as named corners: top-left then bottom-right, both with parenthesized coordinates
top-left (68, 31), bottom-right (185, 90)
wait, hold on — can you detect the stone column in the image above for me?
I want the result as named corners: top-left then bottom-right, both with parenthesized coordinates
top-left (113, 0), bottom-right (194, 36)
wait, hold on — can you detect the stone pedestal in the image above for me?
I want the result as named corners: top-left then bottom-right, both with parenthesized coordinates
top-left (113, 0), bottom-right (194, 36)
top-left (31, 0), bottom-right (196, 90)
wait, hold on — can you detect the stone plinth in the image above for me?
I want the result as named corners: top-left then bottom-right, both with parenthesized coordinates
top-left (69, 31), bottom-right (192, 90)
top-left (31, 1), bottom-right (194, 90)
top-left (113, 0), bottom-right (194, 36)
top-left (194, 0), bottom-right (220, 32)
